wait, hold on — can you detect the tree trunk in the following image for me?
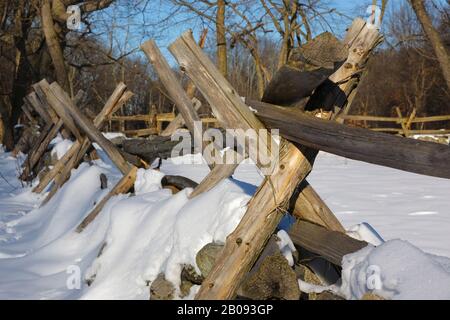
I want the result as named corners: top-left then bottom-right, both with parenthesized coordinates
top-left (40, 0), bottom-right (70, 92)
top-left (409, 0), bottom-right (450, 91)
top-left (4, 0), bottom-right (34, 151)
top-left (277, 33), bottom-right (291, 71)
top-left (216, 0), bottom-right (228, 78)
top-left (254, 52), bottom-right (265, 99)
top-left (0, 96), bottom-right (15, 150)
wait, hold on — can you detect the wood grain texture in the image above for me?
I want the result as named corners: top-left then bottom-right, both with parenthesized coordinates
top-left (48, 83), bottom-right (131, 175)
top-left (33, 85), bottom-right (130, 194)
top-left (291, 181), bottom-right (345, 233)
top-left (38, 80), bottom-right (83, 141)
top-left (141, 38), bottom-right (241, 198)
top-left (193, 18), bottom-right (381, 299)
top-left (142, 40), bottom-right (202, 142)
top-left (20, 122), bottom-right (57, 181)
top-left (25, 92), bottom-right (53, 125)
top-left (196, 141), bottom-right (317, 299)
top-left (160, 98), bottom-right (202, 137)
top-left (169, 30), bottom-right (275, 172)
top-left (247, 100), bottom-right (450, 179)
top-left (288, 220), bottom-right (368, 266)
top-left (49, 90), bottom-right (134, 192)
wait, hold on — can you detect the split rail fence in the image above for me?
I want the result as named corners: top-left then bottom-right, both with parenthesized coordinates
top-left (16, 17), bottom-right (450, 300)
top-left (339, 108), bottom-right (450, 137)
top-left (106, 113), bottom-right (218, 137)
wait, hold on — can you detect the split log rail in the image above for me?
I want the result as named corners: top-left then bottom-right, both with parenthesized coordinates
top-left (15, 17), bottom-right (450, 301)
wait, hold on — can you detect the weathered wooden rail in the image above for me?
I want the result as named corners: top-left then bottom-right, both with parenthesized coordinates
top-left (247, 100), bottom-right (450, 179)
top-left (339, 110), bottom-right (450, 137)
top-left (106, 113), bottom-right (218, 137)
top-left (109, 110), bottom-right (450, 138)
top-left (17, 16), bottom-right (450, 301)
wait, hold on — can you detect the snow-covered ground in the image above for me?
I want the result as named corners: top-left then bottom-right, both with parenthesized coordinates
top-left (1, 142), bottom-right (450, 299)
top-left (308, 153), bottom-right (450, 258)
top-left (164, 152), bottom-right (450, 257)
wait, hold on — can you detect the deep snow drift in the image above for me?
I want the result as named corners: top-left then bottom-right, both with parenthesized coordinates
top-left (339, 240), bottom-right (450, 300)
top-left (1, 143), bottom-right (450, 299)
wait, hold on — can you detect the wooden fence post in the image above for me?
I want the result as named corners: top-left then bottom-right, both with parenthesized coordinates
top-left (143, 39), bottom-right (243, 198)
top-left (38, 82), bottom-right (137, 231)
top-left (167, 18), bottom-right (381, 299)
top-left (33, 84), bottom-right (129, 194)
top-left (396, 107), bottom-right (409, 137)
top-left (48, 82), bottom-right (131, 175)
top-left (37, 89), bottom-right (132, 204)
top-left (169, 31), bottom-right (318, 299)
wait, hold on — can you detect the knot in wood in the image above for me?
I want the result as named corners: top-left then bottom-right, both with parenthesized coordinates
top-left (344, 62), bottom-right (354, 69)
top-left (353, 46), bottom-right (365, 56)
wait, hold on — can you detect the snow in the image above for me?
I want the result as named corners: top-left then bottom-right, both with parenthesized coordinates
top-left (412, 134), bottom-right (449, 144)
top-left (134, 169), bottom-right (165, 195)
top-left (102, 132), bottom-right (126, 140)
top-left (339, 240), bottom-right (450, 300)
top-left (307, 153), bottom-right (450, 258)
top-left (1, 145), bottom-right (450, 299)
top-left (82, 176), bottom-right (250, 299)
top-left (276, 230), bottom-right (296, 267)
top-left (298, 279), bottom-right (328, 294)
top-left (346, 222), bottom-right (384, 246)
top-left (0, 148), bottom-right (252, 299)
top-left (50, 139), bottom-right (74, 160)
top-left (299, 239), bottom-right (450, 300)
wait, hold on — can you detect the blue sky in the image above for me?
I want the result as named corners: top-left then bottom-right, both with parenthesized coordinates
top-left (83, 0), bottom-right (448, 68)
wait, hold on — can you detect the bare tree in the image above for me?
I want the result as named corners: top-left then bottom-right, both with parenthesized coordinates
top-left (403, 58), bottom-right (436, 116)
top-left (217, 0), bottom-right (228, 77)
top-left (0, 0), bottom-right (133, 150)
top-left (409, 0), bottom-right (450, 90)
top-left (171, 0), bottom-right (229, 77)
top-left (229, 2), bottom-right (270, 98)
top-left (41, 0), bottom-right (70, 92)
top-left (350, 1), bottom-right (449, 129)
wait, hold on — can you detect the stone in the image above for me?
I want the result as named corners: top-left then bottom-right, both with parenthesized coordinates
top-left (361, 292), bottom-right (385, 300)
top-left (295, 263), bottom-right (324, 300)
top-left (181, 264), bottom-right (204, 285)
top-left (179, 280), bottom-right (195, 298)
top-left (149, 273), bottom-right (175, 300)
top-left (316, 291), bottom-right (345, 300)
top-left (288, 32), bottom-right (348, 71)
top-left (196, 243), bottom-right (224, 278)
top-left (239, 253), bottom-right (301, 300)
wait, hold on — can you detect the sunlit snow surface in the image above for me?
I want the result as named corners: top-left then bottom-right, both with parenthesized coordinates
top-left (1, 145), bottom-right (450, 299)
top-left (307, 153), bottom-right (450, 258)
